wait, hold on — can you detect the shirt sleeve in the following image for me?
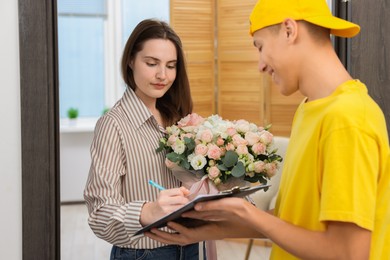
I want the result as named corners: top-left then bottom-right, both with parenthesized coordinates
top-left (84, 115), bottom-right (145, 246)
top-left (319, 126), bottom-right (379, 231)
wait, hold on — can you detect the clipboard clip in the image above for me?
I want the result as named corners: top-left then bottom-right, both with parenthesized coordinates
top-left (221, 185), bottom-right (250, 194)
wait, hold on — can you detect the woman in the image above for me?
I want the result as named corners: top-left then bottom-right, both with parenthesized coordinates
top-left (84, 19), bottom-right (199, 259)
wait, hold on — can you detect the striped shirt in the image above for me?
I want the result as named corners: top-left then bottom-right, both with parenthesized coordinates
top-left (84, 88), bottom-right (181, 249)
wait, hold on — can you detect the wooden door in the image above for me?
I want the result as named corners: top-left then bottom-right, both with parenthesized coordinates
top-left (348, 0), bottom-right (390, 138)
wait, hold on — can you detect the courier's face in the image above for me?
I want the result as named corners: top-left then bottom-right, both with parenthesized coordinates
top-left (252, 23), bottom-right (299, 96)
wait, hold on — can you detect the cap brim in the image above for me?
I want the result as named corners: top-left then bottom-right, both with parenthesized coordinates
top-left (305, 16), bottom-right (360, 38)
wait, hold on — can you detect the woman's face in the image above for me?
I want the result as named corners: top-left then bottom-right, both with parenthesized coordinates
top-left (130, 38), bottom-right (177, 104)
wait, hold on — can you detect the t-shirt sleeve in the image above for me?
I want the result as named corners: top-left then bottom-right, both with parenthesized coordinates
top-left (319, 127), bottom-right (379, 231)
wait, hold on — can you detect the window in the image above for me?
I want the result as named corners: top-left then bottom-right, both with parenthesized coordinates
top-left (58, 0), bottom-right (107, 118)
top-left (58, 0), bottom-right (170, 125)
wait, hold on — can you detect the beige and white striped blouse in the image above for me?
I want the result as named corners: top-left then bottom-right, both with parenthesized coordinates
top-left (84, 88), bottom-right (181, 249)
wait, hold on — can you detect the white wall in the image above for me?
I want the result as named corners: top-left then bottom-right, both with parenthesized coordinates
top-left (60, 131), bottom-right (94, 202)
top-left (0, 1), bottom-right (22, 259)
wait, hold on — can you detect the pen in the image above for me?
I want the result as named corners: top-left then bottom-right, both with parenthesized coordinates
top-left (148, 180), bottom-right (166, 191)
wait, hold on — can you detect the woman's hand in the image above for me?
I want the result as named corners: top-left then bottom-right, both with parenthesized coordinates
top-left (140, 187), bottom-right (190, 226)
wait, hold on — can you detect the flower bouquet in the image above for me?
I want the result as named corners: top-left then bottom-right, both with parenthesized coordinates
top-left (156, 113), bottom-right (282, 195)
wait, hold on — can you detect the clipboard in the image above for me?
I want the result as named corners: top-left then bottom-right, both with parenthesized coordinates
top-left (133, 183), bottom-right (270, 237)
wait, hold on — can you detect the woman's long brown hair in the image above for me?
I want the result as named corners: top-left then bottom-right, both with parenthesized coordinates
top-left (121, 19), bottom-right (193, 127)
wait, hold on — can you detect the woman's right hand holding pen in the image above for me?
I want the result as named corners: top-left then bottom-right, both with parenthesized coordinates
top-left (140, 186), bottom-right (190, 226)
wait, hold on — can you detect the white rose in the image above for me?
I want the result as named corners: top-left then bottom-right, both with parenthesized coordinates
top-left (173, 139), bottom-right (185, 154)
top-left (190, 154), bottom-right (207, 170)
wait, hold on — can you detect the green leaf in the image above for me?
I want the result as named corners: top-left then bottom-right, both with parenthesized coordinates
top-left (244, 175), bottom-right (258, 183)
top-left (217, 164), bottom-right (228, 171)
top-left (179, 159), bottom-right (190, 170)
top-left (184, 137), bottom-right (196, 153)
top-left (222, 150), bottom-right (239, 168)
top-left (256, 154), bottom-right (268, 161)
top-left (231, 161), bottom-right (245, 177)
top-left (166, 152), bottom-right (184, 163)
top-left (155, 141), bottom-right (166, 153)
top-left (268, 153), bottom-right (283, 162)
top-left (244, 174), bottom-right (269, 184)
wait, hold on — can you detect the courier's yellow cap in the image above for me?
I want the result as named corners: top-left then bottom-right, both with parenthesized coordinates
top-left (249, 0), bottom-right (360, 38)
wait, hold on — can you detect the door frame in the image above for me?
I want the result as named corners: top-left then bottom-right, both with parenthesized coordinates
top-left (19, 1), bottom-right (60, 259)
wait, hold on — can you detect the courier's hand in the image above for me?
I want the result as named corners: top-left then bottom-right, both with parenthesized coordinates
top-left (140, 187), bottom-right (190, 226)
top-left (146, 197), bottom-right (264, 245)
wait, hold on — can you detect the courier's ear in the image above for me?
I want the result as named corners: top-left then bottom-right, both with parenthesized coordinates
top-left (281, 18), bottom-right (298, 43)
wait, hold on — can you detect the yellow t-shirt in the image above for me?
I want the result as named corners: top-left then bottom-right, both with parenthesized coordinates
top-left (270, 80), bottom-right (390, 259)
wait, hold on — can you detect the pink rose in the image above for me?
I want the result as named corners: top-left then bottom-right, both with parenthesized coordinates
top-left (208, 166), bottom-right (221, 179)
top-left (207, 144), bottom-right (222, 160)
top-left (225, 143), bottom-right (235, 151)
top-left (254, 161), bottom-right (265, 173)
top-left (245, 132), bottom-right (260, 146)
top-left (252, 142), bottom-right (266, 155)
top-left (195, 143), bottom-right (208, 156)
top-left (167, 134), bottom-right (178, 146)
top-left (232, 134), bottom-right (248, 147)
top-left (265, 162), bottom-right (278, 177)
top-left (200, 129), bottom-right (213, 143)
top-left (177, 113), bottom-right (204, 128)
top-left (226, 127), bottom-right (237, 136)
top-left (216, 137), bottom-right (225, 146)
top-left (260, 131), bottom-right (273, 145)
top-left (219, 147), bottom-right (227, 156)
top-left (235, 144), bottom-right (249, 155)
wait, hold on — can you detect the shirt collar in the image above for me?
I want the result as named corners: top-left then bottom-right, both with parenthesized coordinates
top-left (120, 88), bottom-right (154, 129)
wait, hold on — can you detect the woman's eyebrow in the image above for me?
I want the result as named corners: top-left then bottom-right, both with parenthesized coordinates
top-left (143, 56), bottom-right (177, 63)
top-left (143, 56), bottom-right (159, 61)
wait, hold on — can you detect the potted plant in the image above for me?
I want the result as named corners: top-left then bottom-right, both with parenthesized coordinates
top-left (67, 107), bottom-right (79, 125)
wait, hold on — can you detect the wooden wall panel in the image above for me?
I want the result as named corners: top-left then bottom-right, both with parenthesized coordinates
top-left (218, 62), bottom-right (263, 124)
top-left (187, 64), bottom-right (215, 114)
top-left (217, 0), bottom-right (264, 125)
top-left (171, 0), bottom-right (302, 136)
top-left (170, 0), bottom-right (215, 117)
top-left (217, 0), bottom-right (303, 136)
top-left (265, 82), bottom-right (305, 136)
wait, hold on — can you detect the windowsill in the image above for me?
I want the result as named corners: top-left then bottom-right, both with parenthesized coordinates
top-left (60, 117), bottom-right (99, 133)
